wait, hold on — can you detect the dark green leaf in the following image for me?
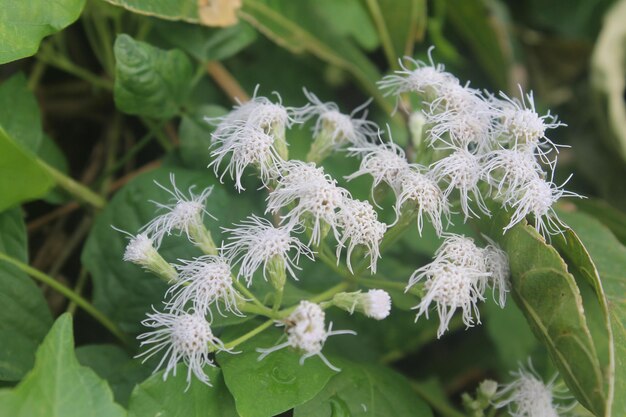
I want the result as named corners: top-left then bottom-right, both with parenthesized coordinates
top-left (314, 0), bottom-right (378, 51)
top-left (0, 73), bottom-right (43, 152)
top-left (82, 166), bottom-right (259, 334)
top-left (0, 314), bottom-right (125, 417)
top-left (217, 326), bottom-right (336, 417)
top-left (114, 34), bottom-right (194, 119)
top-left (0, 0), bottom-right (86, 64)
top-left (179, 105), bottom-right (227, 170)
top-left (558, 208), bottom-right (626, 417)
top-left (294, 358), bottom-right (433, 417)
top-left (128, 364), bottom-right (237, 417)
top-left (37, 134), bottom-right (71, 205)
top-left (153, 20), bottom-right (257, 62)
top-left (0, 208), bottom-right (52, 381)
top-left (76, 344), bottom-right (152, 407)
top-left (479, 208), bottom-right (607, 415)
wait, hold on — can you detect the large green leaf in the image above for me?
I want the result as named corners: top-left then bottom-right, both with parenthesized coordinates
top-left (217, 326), bottom-right (336, 417)
top-left (0, 0), bottom-right (86, 64)
top-left (239, 0), bottom-right (390, 113)
top-left (0, 127), bottom-right (55, 211)
top-left (81, 166), bottom-right (259, 334)
top-left (479, 208), bottom-right (607, 416)
top-left (0, 314), bottom-right (125, 417)
top-left (0, 208), bottom-right (53, 381)
top-left (178, 105), bottom-right (227, 170)
top-left (128, 364), bottom-right (236, 417)
top-left (558, 209), bottom-right (626, 417)
top-left (0, 73), bottom-right (43, 152)
top-left (76, 344), bottom-right (152, 407)
top-left (294, 358), bottom-right (433, 417)
top-left (114, 34), bottom-right (194, 119)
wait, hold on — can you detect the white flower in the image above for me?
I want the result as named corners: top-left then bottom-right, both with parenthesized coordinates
top-left (407, 262), bottom-right (487, 338)
top-left (482, 237), bottom-right (510, 308)
top-left (256, 301), bottom-right (355, 371)
top-left (209, 123), bottom-right (282, 191)
top-left (434, 234), bottom-right (486, 271)
top-left (220, 215), bottom-right (314, 285)
top-left (395, 166), bottom-right (449, 236)
top-left (166, 255), bottom-right (245, 318)
top-left (136, 308), bottom-right (231, 388)
top-left (493, 87), bottom-right (564, 159)
top-left (294, 89), bottom-right (379, 148)
top-left (361, 289), bottom-right (392, 320)
top-left (502, 173), bottom-right (581, 237)
top-left (335, 198), bottom-right (387, 273)
top-left (482, 148), bottom-right (543, 197)
top-left (377, 50), bottom-right (459, 98)
top-left (142, 174), bottom-right (214, 247)
top-left (267, 161), bottom-right (348, 245)
top-left (494, 361), bottom-right (574, 417)
top-left (428, 82), bottom-right (486, 115)
top-left (346, 141), bottom-right (411, 197)
top-left (206, 89), bottom-right (295, 139)
top-left (121, 231), bottom-right (156, 265)
top-left (430, 147), bottom-right (490, 219)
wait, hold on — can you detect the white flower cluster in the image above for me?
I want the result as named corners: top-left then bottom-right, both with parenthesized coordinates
top-left (373, 53), bottom-right (582, 237)
top-left (406, 234), bottom-right (510, 337)
top-left (493, 361), bottom-right (574, 417)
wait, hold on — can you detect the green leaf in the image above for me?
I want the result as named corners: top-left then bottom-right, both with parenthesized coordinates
top-left (0, 208), bottom-right (52, 381)
top-left (128, 364), bottom-right (237, 417)
top-left (0, 73), bottom-right (43, 152)
top-left (114, 34), bottom-right (194, 119)
top-left (239, 0), bottom-right (390, 113)
top-left (0, 314), bottom-right (125, 417)
top-left (294, 358), bottom-right (433, 417)
top-left (574, 199), bottom-right (626, 245)
top-left (76, 344), bottom-right (152, 407)
top-left (366, 0), bottom-right (424, 58)
top-left (479, 208), bottom-right (607, 416)
top-left (0, 0), bottom-right (86, 64)
top-left (0, 127), bottom-right (55, 213)
top-left (37, 134), bottom-right (71, 205)
top-left (178, 105), bottom-right (227, 170)
top-left (152, 20), bottom-right (258, 62)
top-left (217, 326), bottom-right (336, 417)
top-left (591, 0), bottom-right (626, 163)
top-left (558, 208), bottom-right (626, 417)
top-left (81, 166), bottom-right (260, 334)
top-left (103, 0), bottom-right (200, 23)
top-left (314, 0), bottom-right (379, 51)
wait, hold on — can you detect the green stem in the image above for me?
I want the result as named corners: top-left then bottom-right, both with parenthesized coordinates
top-left (37, 48), bottom-right (113, 91)
top-left (223, 319), bottom-right (274, 350)
top-left (239, 303), bottom-right (276, 318)
top-left (39, 161), bottom-right (106, 208)
top-left (365, 0), bottom-right (398, 70)
top-left (141, 119), bottom-right (175, 152)
top-left (234, 280), bottom-right (271, 312)
top-left (67, 269), bottom-right (89, 315)
top-left (410, 380), bottom-right (466, 417)
top-left (0, 252), bottom-right (128, 345)
top-left (358, 276), bottom-right (423, 297)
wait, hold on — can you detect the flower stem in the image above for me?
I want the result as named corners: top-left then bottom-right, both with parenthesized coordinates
top-left (223, 319), bottom-right (274, 350)
top-left (410, 380), bottom-right (466, 417)
top-left (39, 161), bottom-right (106, 208)
top-left (0, 251), bottom-right (129, 345)
top-left (358, 276), bottom-right (423, 297)
top-left (234, 280), bottom-right (271, 312)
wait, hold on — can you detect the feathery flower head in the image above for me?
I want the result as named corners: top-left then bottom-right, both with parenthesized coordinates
top-left (435, 234), bottom-right (485, 271)
top-left (257, 301), bottom-right (356, 371)
top-left (503, 173), bottom-right (581, 237)
top-left (221, 215), bottom-right (313, 285)
top-left (335, 198), bottom-right (387, 273)
top-left (142, 174), bottom-right (214, 247)
top-left (122, 232), bottom-right (157, 265)
top-left (346, 141), bottom-right (410, 196)
top-left (137, 308), bottom-right (231, 388)
top-left (431, 147), bottom-right (490, 219)
top-left (482, 148), bottom-right (544, 197)
top-left (166, 255), bottom-right (244, 318)
top-left (494, 361), bottom-right (573, 417)
top-left (482, 238), bottom-right (510, 308)
top-left (407, 261), bottom-right (487, 338)
top-left (494, 88), bottom-right (563, 154)
top-left (295, 89), bottom-right (378, 149)
top-left (267, 161), bottom-right (348, 245)
top-left (395, 166), bottom-right (449, 236)
top-left (377, 49), bottom-right (459, 98)
top-left (209, 123), bottom-right (282, 191)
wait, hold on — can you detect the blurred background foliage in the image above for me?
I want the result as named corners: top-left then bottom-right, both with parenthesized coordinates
top-left (0, 0), bottom-right (625, 416)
